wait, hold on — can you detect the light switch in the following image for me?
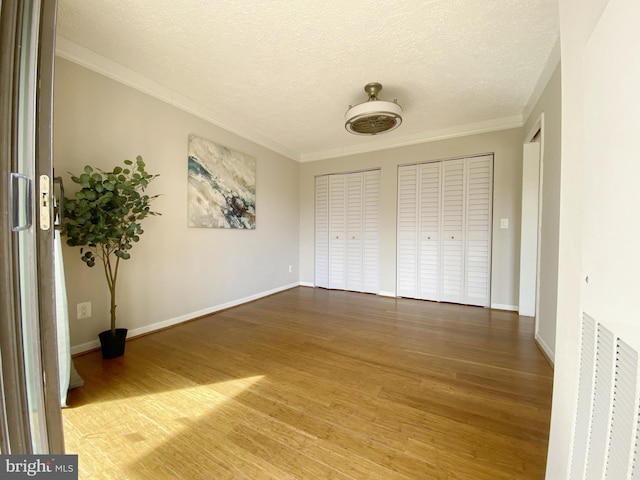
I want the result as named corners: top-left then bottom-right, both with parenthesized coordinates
top-left (500, 218), bottom-right (509, 229)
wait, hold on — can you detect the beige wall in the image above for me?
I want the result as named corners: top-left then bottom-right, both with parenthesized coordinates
top-left (55, 56), bottom-right (529, 350)
top-left (523, 62), bottom-right (562, 361)
top-left (54, 58), bottom-right (300, 351)
top-left (299, 128), bottom-right (524, 308)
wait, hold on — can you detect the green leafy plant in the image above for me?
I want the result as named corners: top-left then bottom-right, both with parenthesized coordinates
top-left (62, 156), bottom-right (160, 335)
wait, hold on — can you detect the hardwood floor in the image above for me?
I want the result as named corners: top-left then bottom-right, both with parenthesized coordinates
top-left (63, 287), bottom-right (553, 479)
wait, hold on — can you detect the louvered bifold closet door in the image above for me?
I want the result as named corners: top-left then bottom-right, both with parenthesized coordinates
top-left (362, 170), bottom-right (380, 294)
top-left (316, 170), bottom-right (381, 294)
top-left (397, 165), bottom-right (419, 298)
top-left (346, 173), bottom-right (364, 292)
top-left (315, 176), bottom-right (329, 288)
top-left (328, 175), bottom-right (346, 289)
top-left (418, 163), bottom-right (441, 301)
top-left (464, 155), bottom-right (493, 307)
top-left (440, 160), bottom-right (465, 304)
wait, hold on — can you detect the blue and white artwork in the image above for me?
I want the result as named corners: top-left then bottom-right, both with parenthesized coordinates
top-left (187, 135), bottom-right (256, 229)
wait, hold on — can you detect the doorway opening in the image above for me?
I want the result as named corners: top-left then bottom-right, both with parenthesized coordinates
top-left (519, 114), bottom-right (545, 341)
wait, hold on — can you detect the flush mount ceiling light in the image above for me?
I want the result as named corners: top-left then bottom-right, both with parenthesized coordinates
top-left (345, 82), bottom-right (403, 135)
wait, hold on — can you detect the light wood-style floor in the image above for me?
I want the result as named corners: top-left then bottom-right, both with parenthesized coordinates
top-left (63, 287), bottom-right (553, 479)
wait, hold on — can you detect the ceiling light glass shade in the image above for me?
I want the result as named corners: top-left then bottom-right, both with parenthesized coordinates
top-left (345, 83), bottom-right (403, 135)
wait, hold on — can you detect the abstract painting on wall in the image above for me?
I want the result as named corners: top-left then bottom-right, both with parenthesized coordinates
top-left (187, 134), bottom-right (256, 229)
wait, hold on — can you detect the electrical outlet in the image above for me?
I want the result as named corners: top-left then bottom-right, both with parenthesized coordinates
top-left (77, 302), bottom-right (92, 319)
top-left (288, 265), bottom-right (293, 273)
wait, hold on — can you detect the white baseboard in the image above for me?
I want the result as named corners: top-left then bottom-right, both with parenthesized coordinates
top-left (378, 291), bottom-right (397, 298)
top-left (70, 340), bottom-right (100, 356)
top-left (535, 332), bottom-right (555, 366)
top-left (71, 282), bottom-right (300, 355)
top-left (491, 303), bottom-right (518, 311)
top-left (299, 281), bottom-right (314, 287)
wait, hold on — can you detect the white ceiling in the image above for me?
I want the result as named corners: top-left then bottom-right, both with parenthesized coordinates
top-left (55, 1), bottom-right (559, 162)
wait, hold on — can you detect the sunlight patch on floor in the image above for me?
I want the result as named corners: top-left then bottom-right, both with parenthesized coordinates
top-left (63, 375), bottom-right (265, 479)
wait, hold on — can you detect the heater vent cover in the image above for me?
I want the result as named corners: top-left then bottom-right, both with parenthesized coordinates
top-left (569, 314), bottom-right (640, 479)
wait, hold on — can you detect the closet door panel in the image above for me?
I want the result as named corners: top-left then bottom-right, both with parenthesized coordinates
top-left (362, 170), bottom-right (380, 294)
top-left (396, 156), bottom-right (493, 306)
top-left (397, 165), bottom-right (419, 298)
top-left (441, 160), bottom-right (465, 303)
top-left (346, 173), bottom-right (364, 291)
top-left (317, 170), bottom-right (380, 294)
top-left (314, 176), bottom-right (329, 288)
top-left (328, 175), bottom-right (346, 289)
top-left (464, 156), bottom-right (493, 306)
top-left (418, 163), bottom-right (441, 301)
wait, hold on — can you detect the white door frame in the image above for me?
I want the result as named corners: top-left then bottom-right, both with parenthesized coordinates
top-left (522, 113), bottom-right (545, 338)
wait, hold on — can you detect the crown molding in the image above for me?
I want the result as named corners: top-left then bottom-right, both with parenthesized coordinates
top-left (57, 36), bottom-right (529, 164)
top-left (523, 35), bottom-right (561, 123)
top-left (55, 36), bottom-right (300, 162)
top-left (299, 115), bottom-right (524, 162)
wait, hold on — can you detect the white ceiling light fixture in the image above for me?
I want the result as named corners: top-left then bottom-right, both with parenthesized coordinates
top-left (345, 82), bottom-right (403, 135)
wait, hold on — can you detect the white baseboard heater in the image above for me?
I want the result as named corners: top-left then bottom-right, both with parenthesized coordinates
top-left (569, 313), bottom-right (640, 479)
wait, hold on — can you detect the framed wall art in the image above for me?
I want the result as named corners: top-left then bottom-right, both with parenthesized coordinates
top-left (187, 134), bottom-right (256, 229)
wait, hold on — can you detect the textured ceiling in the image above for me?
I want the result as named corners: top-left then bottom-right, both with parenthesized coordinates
top-left (55, 0), bottom-right (559, 161)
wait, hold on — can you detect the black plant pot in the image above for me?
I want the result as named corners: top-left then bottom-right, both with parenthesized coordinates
top-left (98, 328), bottom-right (128, 359)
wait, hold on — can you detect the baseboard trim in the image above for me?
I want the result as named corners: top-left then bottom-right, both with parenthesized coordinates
top-left (70, 282), bottom-right (300, 355)
top-left (491, 303), bottom-right (518, 311)
top-left (296, 284), bottom-right (396, 297)
top-left (535, 332), bottom-right (555, 366)
top-left (378, 291), bottom-right (397, 298)
top-left (70, 340), bottom-right (100, 356)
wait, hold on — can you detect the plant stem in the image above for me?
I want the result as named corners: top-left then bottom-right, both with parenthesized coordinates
top-left (101, 245), bottom-right (118, 335)
top-left (111, 256), bottom-right (120, 335)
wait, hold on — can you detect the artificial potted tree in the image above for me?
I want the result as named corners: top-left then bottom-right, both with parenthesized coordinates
top-left (62, 156), bottom-right (160, 359)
